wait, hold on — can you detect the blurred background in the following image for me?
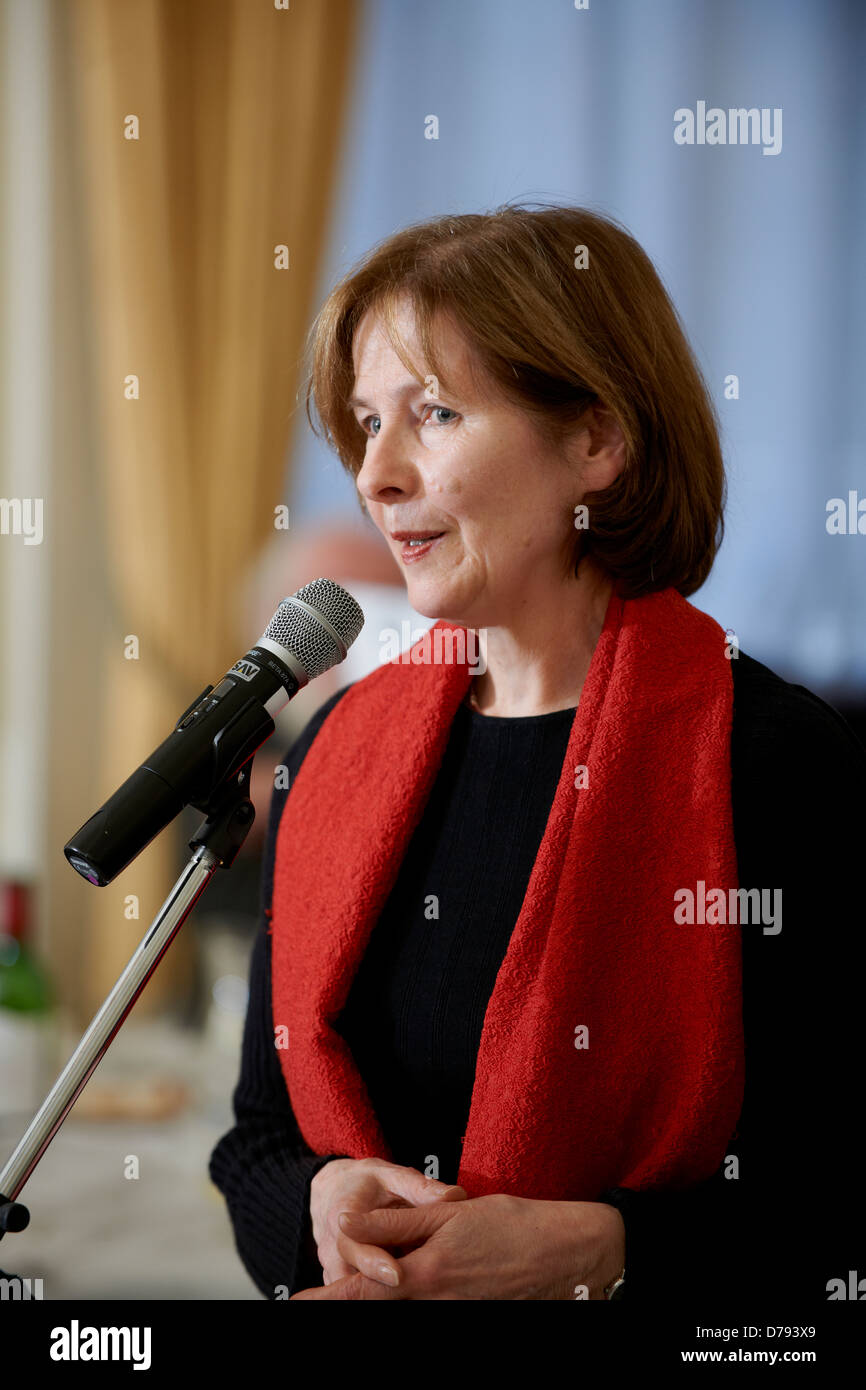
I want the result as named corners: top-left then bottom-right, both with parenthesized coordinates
top-left (0, 0), bottom-right (863, 1298)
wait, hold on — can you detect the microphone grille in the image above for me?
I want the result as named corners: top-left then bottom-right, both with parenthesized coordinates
top-left (263, 578), bottom-right (365, 681)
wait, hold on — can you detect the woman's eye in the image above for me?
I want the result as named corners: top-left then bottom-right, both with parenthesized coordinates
top-left (422, 405), bottom-right (458, 426)
top-left (360, 405), bottom-right (456, 435)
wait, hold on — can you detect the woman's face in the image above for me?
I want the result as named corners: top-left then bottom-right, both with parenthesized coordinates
top-left (350, 298), bottom-right (586, 627)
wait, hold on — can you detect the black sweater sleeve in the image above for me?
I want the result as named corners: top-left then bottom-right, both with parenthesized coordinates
top-left (208, 686), bottom-right (354, 1299)
top-left (599, 652), bottom-right (866, 1302)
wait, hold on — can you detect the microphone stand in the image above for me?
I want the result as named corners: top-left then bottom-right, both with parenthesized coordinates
top-left (0, 755), bottom-right (258, 1255)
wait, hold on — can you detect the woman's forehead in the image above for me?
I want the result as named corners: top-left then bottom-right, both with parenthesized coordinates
top-left (351, 301), bottom-right (479, 400)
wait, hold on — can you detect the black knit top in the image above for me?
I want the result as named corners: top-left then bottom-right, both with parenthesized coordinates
top-left (209, 649), bottom-right (866, 1301)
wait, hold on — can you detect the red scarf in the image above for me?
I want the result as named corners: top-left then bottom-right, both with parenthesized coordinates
top-left (270, 587), bottom-right (744, 1200)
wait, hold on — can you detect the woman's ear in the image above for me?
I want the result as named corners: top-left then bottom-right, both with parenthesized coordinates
top-left (569, 404), bottom-right (627, 495)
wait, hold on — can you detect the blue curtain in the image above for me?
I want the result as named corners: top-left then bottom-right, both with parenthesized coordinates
top-left (289, 0), bottom-right (866, 694)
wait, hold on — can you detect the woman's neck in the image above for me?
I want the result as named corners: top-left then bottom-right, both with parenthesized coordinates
top-left (465, 564), bottom-right (614, 718)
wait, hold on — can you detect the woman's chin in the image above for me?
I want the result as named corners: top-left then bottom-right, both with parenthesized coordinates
top-left (406, 584), bottom-right (471, 627)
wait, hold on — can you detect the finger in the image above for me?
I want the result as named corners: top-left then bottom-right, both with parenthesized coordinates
top-left (338, 1202), bottom-right (452, 1245)
top-left (290, 1271), bottom-right (401, 1301)
top-left (320, 1194), bottom-right (382, 1282)
top-left (335, 1228), bottom-right (401, 1287)
top-left (308, 1240), bottom-right (449, 1301)
top-left (376, 1168), bottom-right (466, 1207)
top-left (321, 1254), bottom-right (356, 1285)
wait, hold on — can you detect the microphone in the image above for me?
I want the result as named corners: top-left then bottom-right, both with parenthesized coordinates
top-left (64, 578), bottom-right (364, 887)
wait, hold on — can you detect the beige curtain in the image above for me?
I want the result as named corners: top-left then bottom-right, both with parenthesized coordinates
top-left (62, 0), bottom-right (360, 1017)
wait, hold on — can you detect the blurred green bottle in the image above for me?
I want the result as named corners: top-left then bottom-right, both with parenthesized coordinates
top-left (0, 880), bottom-right (54, 1116)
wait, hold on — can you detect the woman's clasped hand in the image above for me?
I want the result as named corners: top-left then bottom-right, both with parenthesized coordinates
top-left (294, 1155), bottom-right (625, 1300)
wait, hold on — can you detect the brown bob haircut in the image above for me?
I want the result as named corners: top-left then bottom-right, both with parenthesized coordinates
top-left (304, 202), bottom-right (725, 598)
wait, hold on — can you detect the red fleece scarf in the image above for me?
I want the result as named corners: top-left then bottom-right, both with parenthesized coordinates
top-left (270, 587), bottom-right (744, 1200)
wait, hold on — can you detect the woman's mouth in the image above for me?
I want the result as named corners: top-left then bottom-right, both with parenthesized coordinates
top-left (395, 532), bottom-right (446, 564)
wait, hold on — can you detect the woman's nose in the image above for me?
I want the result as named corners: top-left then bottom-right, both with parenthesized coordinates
top-left (356, 432), bottom-right (419, 503)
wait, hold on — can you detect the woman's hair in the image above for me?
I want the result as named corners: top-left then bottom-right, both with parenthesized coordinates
top-left (304, 201), bottom-right (725, 598)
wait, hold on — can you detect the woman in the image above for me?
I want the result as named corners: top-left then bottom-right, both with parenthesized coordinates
top-left (210, 204), bottom-right (865, 1302)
